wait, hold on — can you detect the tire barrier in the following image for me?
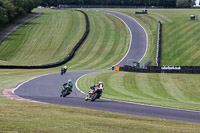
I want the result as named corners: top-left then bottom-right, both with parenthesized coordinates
top-left (156, 21), bottom-right (162, 66)
top-left (116, 65), bottom-right (200, 74)
top-left (0, 10), bottom-right (89, 69)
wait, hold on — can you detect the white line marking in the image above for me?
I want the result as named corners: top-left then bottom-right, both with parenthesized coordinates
top-left (106, 12), bottom-right (133, 67)
top-left (12, 72), bottom-right (58, 104)
top-left (75, 10), bottom-right (200, 114)
top-left (109, 11), bottom-right (148, 63)
top-left (9, 10), bottom-right (200, 115)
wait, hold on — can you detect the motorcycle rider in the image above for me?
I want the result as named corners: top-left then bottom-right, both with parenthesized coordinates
top-left (89, 81), bottom-right (104, 98)
top-left (63, 66), bottom-right (68, 71)
top-left (61, 65), bottom-right (68, 74)
top-left (90, 81), bottom-right (104, 90)
top-left (96, 81), bottom-right (104, 91)
top-left (61, 79), bottom-right (73, 96)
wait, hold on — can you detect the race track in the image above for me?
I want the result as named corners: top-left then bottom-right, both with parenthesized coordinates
top-left (14, 11), bottom-right (200, 123)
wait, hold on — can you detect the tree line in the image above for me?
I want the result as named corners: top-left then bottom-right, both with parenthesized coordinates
top-left (0, 0), bottom-right (41, 28)
top-left (0, 0), bottom-right (196, 28)
top-left (41, 0), bottom-right (195, 8)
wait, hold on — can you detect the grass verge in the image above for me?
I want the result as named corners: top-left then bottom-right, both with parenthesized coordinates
top-left (67, 10), bottom-right (130, 70)
top-left (1, 99), bottom-right (200, 133)
top-left (109, 9), bottom-right (200, 66)
top-left (0, 9), bottom-right (85, 66)
top-left (78, 71), bottom-right (200, 111)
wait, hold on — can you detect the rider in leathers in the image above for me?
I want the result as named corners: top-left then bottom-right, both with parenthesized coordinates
top-left (61, 79), bottom-right (73, 96)
top-left (90, 81), bottom-right (104, 98)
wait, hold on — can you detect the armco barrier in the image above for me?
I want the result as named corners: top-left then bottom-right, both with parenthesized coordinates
top-left (0, 10), bottom-right (89, 69)
top-left (117, 66), bottom-right (200, 74)
top-left (156, 21), bottom-right (162, 66)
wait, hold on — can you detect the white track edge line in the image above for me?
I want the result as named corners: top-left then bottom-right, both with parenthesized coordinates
top-left (12, 72), bottom-right (58, 104)
top-left (75, 72), bottom-right (200, 113)
top-left (105, 12), bottom-right (133, 67)
top-left (75, 10), bottom-right (200, 114)
top-left (104, 11), bottom-right (148, 62)
top-left (9, 10), bottom-right (200, 114)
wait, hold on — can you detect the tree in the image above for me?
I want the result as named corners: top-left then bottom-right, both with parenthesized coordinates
top-left (0, 7), bottom-right (8, 26)
top-left (3, 0), bottom-right (16, 22)
top-left (176, 0), bottom-right (191, 7)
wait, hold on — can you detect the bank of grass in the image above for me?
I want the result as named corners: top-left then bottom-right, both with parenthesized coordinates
top-left (0, 8), bottom-right (86, 66)
top-left (1, 69), bottom-right (200, 132)
top-left (108, 9), bottom-right (158, 65)
top-left (1, 99), bottom-right (200, 133)
top-left (0, 9), bottom-right (130, 70)
top-left (67, 11), bottom-right (130, 70)
top-left (1, 8), bottom-right (200, 132)
top-left (109, 9), bottom-right (200, 66)
top-left (78, 71), bottom-right (200, 111)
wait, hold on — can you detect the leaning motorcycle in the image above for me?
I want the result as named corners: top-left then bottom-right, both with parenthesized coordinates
top-left (60, 86), bottom-right (71, 97)
top-left (85, 88), bottom-right (102, 102)
top-left (60, 68), bottom-right (66, 75)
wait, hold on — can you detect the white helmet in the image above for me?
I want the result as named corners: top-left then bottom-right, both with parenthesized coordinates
top-left (68, 79), bottom-right (72, 83)
top-left (99, 81), bottom-right (103, 85)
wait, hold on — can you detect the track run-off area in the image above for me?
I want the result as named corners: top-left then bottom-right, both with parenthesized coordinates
top-left (4, 10), bottom-right (200, 123)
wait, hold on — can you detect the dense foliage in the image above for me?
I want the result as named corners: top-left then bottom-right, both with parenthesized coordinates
top-left (0, 0), bottom-right (41, 27)
top-left (41, 0), bottom-right (193, 8)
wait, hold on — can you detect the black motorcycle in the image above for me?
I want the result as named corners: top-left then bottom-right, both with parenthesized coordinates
top-left (85, 87), bottom-right (103, 102)
top-left (61, 68), bottom-right (66, 75)
top-left (60, 86), bottom-right (71, 97)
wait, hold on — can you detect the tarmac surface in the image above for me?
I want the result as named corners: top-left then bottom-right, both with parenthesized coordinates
top-left (14, 11), bottom-right (200, 123)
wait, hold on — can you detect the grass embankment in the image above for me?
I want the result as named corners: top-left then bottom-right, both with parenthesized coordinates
top-left (109, 9), bottom-right (159, 65)
top-left (67, 11), bottom-right (130, 70)
top-left (1, 99), bottom-right (200, 133)
top-left (0, 9), bottom-right (86, 66)
top-left (110, 9), bottom-right (200, 66)
top-left (158, 9), bottom-right (200, 66)
top-left (1, 69), bottom-right (200, 132)
top-left (78, 71), bottom-right (200, 111)
top-left (1, 9), bottom-right (200, 132)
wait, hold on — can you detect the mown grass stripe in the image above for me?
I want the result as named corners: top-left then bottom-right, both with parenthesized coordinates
top-left (69, 12), bottom-right (105, 69)
top-left (80, 12), bottom-right (110, 69)
top-left (68, 12), bottom-right (99, 68)
top-left (68, 11), bottom-right (129, 70)
top-left (85, 13), bottom-right (119, 69)
top-left (78, 71), bottom-right (200, 111)
top-left (0, 9), bottom-right (85, 66)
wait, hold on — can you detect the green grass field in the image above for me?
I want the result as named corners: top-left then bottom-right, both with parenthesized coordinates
top-left (110, 9), bottom-right (200, 66)
top-left (1, 99), bottom-right (200, 133)
top-left (67, 10), bottom-right (130, 70)
top-left (0, 9), bottom-right (86, 66)
top-left (78, 71), bottom-right (200, 111)
top-left (1, 69), bottom-right (200, 132)
top-left (1, 8), bottom-right (200, 132)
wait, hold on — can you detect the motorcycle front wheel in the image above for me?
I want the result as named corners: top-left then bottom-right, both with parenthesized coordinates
top-left (91, 93), bottom-right (98, 102)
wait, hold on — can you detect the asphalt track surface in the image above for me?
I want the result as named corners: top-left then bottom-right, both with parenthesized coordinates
top-left (14, 11), bottom-right (200, 123)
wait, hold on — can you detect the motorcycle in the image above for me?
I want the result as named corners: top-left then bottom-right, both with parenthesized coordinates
top-left (85, 87), bottom-right (103, 102)
top-left (60, 86), bottom-right (71, 97)
top-left (61, 68), bottom-right (66, 75)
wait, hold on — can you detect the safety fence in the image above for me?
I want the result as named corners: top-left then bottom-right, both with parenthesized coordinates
top-left (156, 21), bottom-right (162, 66)
top-left (0, 10), bottom-right (90, 69)
top-left (115, 65), bottom-right (200, 74)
